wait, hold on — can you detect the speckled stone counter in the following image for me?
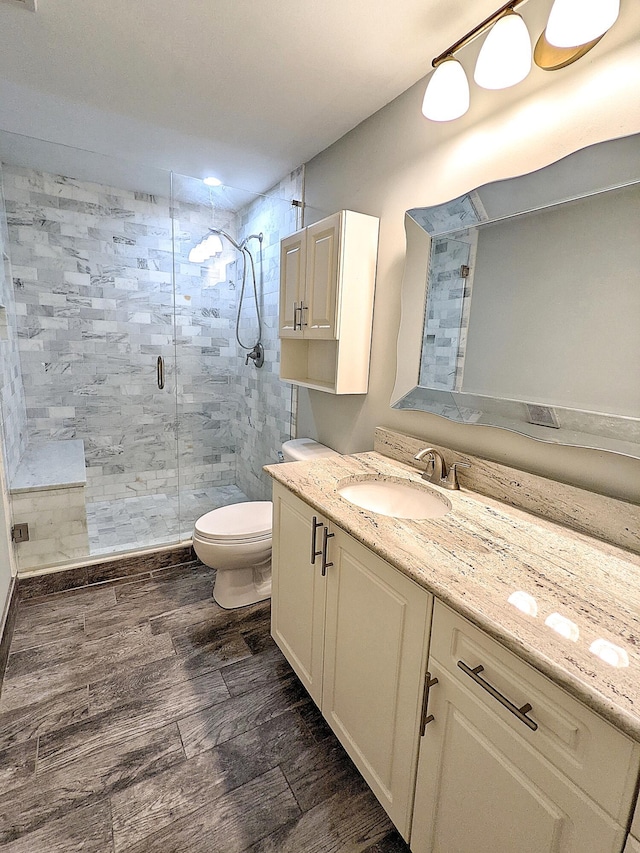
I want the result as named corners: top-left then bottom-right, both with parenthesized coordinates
top-left (265, 451), bottom-right (640, 742)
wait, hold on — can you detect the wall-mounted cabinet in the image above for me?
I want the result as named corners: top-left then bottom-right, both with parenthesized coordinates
top-left (278, 210), bottom-right (379, 394)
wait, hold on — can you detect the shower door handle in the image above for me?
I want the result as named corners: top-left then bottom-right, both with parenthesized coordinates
top-left (157, 356), bottom-right (165, 390)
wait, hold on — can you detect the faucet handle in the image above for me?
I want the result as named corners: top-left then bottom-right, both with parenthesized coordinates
top-left (444, 461), bottom-right (470, 490)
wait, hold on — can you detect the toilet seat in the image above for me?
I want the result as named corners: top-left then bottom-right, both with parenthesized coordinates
top-left (194, 501), bottom-right (272, 544)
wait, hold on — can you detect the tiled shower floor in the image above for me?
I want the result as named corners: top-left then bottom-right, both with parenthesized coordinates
top-left (86, 485), bottom-right (249, 556)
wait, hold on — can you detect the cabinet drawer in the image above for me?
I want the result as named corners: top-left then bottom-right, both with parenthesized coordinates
top-left (429, 601), bottom-right (640, 823)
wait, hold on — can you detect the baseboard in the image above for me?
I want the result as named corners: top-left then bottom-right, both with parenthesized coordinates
top-left (17, 542), bottom-right (197, 601)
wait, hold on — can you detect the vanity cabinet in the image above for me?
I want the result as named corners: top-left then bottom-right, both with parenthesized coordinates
top-left (270, 481), bottom-right (432, 837)
top-left (278, 210), bottom-right (379, 394)
top-left (270, 481), bottom-right (328, 705)
top-left (410, 602), bottom-right (640, 853)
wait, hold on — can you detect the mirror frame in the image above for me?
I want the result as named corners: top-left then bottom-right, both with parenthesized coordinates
top-left (391, 133), bottom-right (640, 460)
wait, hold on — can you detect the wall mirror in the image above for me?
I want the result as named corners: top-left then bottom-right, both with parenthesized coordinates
top-left (391, 133), bottom-right (640, 459)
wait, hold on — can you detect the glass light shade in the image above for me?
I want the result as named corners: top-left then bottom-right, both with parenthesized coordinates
top-left (422, 58), bottom-right (470, 122)
top-left (474, 12), bottom-right (532, 90)
top-left (203, 233), bottom-right (224, 256)
top-left (546, 0), bottom-right (619, 47)
top-left (203, 176), bottom-right (222, 187)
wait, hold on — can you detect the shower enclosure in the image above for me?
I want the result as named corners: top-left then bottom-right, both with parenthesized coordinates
top-left (0, 130), bottom-right (302, 572)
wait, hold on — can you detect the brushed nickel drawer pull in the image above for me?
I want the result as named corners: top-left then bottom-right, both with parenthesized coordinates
top-left (420, 671), bottom-right (439, 735)
top-left (293, 302), bottom-right (302, 331)
top-left (310, 516), bottom-right (324, 565)
top-left (458, 660), bottom-right (538, 731)
top-left (321, 527), bottom-right (334, 577)
top-left (157, 355), bottom-right (165, 389)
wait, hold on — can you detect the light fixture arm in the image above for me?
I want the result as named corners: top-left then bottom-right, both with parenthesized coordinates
top-left (432, 0), bottom-right (527, 67)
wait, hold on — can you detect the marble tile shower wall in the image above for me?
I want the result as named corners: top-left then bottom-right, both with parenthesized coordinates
top-left (419, 231), bottom-right (477, 393)
top-left (0, 164), bottom-right (28, 482)
top-left (234, 167), bottom-right (302, 501)
top-left (2, 165), bottom-right (241, 503)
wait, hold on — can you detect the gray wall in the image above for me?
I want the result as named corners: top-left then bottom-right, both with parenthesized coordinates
top-left (298, 9), bottom-right (640, 503)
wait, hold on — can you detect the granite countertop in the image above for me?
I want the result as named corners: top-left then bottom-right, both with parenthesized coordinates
top-left (265, 451), bottom-right (640, 742)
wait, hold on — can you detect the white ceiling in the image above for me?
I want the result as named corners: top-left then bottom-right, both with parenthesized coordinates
top-left (0, 0), bottom-right (504, 193)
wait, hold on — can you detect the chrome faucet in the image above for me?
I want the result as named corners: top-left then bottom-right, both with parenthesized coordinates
top-left (413, 447), bottom-right (469, 490)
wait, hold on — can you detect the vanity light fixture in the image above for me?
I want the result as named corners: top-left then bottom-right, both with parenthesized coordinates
top-left (203, 176), bottom-right (222, 187)
top-left (422, 0), bottom-right (620, 121)
top-left (474, 10), bottom-right (532, 90)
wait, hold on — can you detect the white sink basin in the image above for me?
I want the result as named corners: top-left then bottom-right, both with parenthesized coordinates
top-left (337, 478), bottom-right (451, 520)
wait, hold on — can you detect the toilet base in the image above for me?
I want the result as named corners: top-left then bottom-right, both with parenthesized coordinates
top-left (213, 559), bottom-right (272, 609)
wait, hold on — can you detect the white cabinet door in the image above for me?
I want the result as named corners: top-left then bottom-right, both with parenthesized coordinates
top-left (270, 483), bottom-right (327, 705)
top-left (304, 212), bottom-right (341, 339)
top-left (411, 659), bottom-right (627, 853)
top-left (322, 526), bottom-right (432, 839)
top-left (279, 229), bottom-right (306, 338)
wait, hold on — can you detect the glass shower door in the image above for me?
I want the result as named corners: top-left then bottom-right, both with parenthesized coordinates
top-left (0, 130), bottom-right (182, 565)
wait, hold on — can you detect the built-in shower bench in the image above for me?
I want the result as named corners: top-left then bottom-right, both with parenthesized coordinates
top-left (9, 440), bottom-right (90, 572)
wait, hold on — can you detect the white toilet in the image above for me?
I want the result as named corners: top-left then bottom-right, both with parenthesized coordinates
top-left (192, 438), bottom-right (340, 609)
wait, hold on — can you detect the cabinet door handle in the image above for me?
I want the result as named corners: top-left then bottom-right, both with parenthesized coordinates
top-left (321, 527), bottom-right (334, 577)
top-left (457, 661), bottom-right (538, 731)
top-left (293, 302), bottom-right (302, 331)
top-left (310, 516), bottom-right (323, 565)
top-left (300, 303), bottom-right (307, 327)
top-left (420, 671), bottom-right (439, 735)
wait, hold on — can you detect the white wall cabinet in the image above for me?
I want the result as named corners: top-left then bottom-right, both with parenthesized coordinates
top-left (410, 602), bottom-right (639, 853)
top-left (270, 481), bottom-right (432, 838)
top-left (278, 210), bottom-right (378, 394)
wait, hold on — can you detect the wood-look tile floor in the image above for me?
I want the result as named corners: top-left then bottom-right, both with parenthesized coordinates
top-left (0, 561), bottom-right (410, 853)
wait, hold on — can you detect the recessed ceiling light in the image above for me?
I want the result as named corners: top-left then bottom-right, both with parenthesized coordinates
top-left (203, 176), bottom-right (222, 187)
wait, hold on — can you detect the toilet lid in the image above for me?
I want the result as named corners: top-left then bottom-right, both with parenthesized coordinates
top-left (194, 501), bottom-right (272, 543)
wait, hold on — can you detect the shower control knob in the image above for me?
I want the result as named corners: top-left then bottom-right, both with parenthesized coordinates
top-left (245, 343), bottom-right (265, 368)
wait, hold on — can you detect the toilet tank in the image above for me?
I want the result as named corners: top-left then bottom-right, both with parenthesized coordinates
top-left (281, 438), bottom-right (340, 462)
